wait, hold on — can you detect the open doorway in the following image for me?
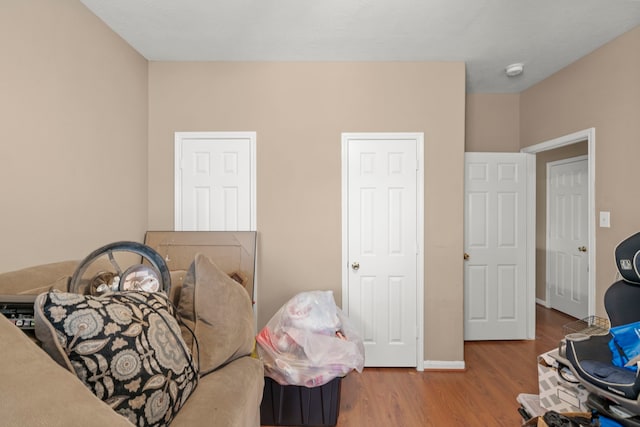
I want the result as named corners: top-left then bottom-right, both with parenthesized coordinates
top-left (522, 128), bottom-right (596, 319)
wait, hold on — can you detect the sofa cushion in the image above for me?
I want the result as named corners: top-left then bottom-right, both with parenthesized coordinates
top-left (171, 356), bottom-right (264, 427)
top-left (178, 253), bottom-right (255, 376)
top-left (35, 291), bottom-right (197, 427)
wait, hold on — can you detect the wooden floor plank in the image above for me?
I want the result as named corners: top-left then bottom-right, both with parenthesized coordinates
top-left (333, 305), bottom-right (575, 426)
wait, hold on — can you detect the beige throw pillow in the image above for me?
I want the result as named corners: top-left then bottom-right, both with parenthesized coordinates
top-left (178, 253), bottom-right (255, 376)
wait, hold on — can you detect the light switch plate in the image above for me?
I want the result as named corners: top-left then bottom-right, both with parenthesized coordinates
top-left (600, 211), bottom-right (611, 228)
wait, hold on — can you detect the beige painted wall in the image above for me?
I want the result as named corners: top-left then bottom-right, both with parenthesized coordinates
top-left (148, 62), bottom-right (466, 362)
top-left (0, 0), bottom-right (149, 271)
top-left (465, 93), bottom-right (520, 152)
top-left (521, 27), bottom-right (640, 317)
top-left (535, 142), bottom-right (589, 301)
top-left (11, 0), bottom-right (635, 366)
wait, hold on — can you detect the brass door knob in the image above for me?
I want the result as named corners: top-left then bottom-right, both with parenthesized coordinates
top-left (464, 253), bottom-right (470, 260)
top-left (351, 262), bottom-right (360, 271)
top-left (578, 246), bottom-right (587, 252)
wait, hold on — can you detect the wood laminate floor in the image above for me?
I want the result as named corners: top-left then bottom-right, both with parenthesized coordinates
top-left (332, 305), bottom-right (575, 426)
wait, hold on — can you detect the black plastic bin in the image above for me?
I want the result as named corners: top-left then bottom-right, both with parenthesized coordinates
top-left (260, 376), bottom-right (342, 426)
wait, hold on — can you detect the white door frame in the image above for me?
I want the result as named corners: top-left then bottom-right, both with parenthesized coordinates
top-left (521, 128), bottom-right (596, 317)
top-left (341, 132), bottom-right (425, 371)
top-left (174, 131), bottom-right (257, 231)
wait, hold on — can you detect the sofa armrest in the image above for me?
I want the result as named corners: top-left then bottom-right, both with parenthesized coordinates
top-left (0, 316), bottom-right (133, 426)
top-left (0, 261), bottom-right (78, 295)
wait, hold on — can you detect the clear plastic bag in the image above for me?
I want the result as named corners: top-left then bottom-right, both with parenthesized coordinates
top-left (256, 290), bottom-right (364, 387)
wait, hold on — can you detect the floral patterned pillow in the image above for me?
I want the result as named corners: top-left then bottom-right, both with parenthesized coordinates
top-left (35, 291), bottom-right (197, 426)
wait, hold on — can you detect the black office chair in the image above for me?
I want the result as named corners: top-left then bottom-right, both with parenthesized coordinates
top-left (564, 232), bottom-right (640, 425)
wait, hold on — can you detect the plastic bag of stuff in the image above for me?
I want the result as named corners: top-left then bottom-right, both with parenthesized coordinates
top-left (256, 290), bottom-right (364, 387)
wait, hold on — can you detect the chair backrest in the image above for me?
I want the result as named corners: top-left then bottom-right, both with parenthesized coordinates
top-left (615, 231), bottom-right (640, 284)
top-left (605, 280), bottom-right (640, 327)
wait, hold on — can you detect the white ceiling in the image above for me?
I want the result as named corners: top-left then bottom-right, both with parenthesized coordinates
top-left (80, 0), bottom-right (640, 93)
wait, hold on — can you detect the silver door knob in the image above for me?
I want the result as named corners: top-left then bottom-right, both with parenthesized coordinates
top-left (351, 262), bottom-right (360, 271)
top-left (578, 246), bottom-right (587, 252)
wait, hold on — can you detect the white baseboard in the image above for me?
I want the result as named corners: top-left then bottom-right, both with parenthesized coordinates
top-left (423, 360), bottom-right (466, 371)
top-left (536, 297), bottom-right (549, 307)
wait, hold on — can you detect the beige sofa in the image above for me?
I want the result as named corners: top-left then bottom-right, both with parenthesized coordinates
top-left (0, 254), bottom-right (264, 427)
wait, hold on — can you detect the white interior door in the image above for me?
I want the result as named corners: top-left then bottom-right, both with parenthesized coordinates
top-left (547, 156), bottom-right (589, 319)
top-left (342, 133), bottom-right (422, 367)
top-left (464, 152), bottom-right (532, 340)
top-left (175, 132), bottom-right (256, 231)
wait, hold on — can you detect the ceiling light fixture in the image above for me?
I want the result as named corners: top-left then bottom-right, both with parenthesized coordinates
top-left (505, 63), bottom-right (524, 77)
